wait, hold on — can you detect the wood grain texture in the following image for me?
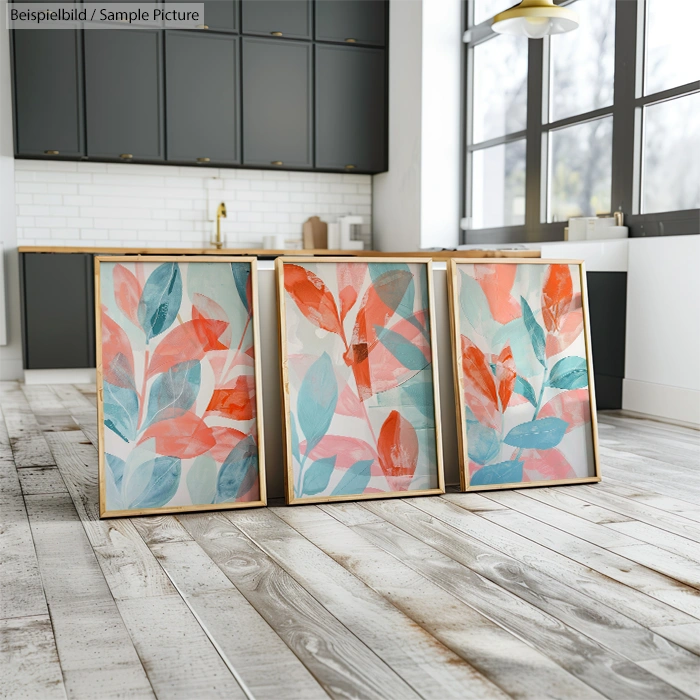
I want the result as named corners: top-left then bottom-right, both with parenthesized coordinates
top-left (151, 539), bottom-right (328, 699)
top-left (0, 384), bottom-right (55, 467)
top-left (0, 616), bottom-right (66, 700)
top-left (363, 498), bottom-right (700, 700)
top-left (51, 384), bottom-right (96, 413)
top-left (230, 507), bottom-right (507, 700)
top-left (179, 510), bottom-right (420, 700)
top-left (116, 595), bottom-right (247, 699)
top-left (24, 492), bottom-right (154, 698)
top-left (276, 505), bottom-right (603, 700)
top-left (17, 466), bottom-right (68, 496)
top-left (131, 515), bottom-right (193, 546)
top-left (317, 501), bottom-right (385, 526)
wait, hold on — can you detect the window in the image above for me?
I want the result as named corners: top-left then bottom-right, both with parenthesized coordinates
top-left (463, 0), bottom-right (700, 240)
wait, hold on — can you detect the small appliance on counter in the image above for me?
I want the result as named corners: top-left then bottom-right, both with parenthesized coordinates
top-left (337, 215), bottom-right (367, 250)
top-left (567, 211), bottom-right (628, 241)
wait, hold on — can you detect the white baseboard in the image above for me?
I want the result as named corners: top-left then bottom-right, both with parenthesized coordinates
top-left (24, 368), bottom-right (95, 385)
top-left (622, 378), bottom-right (700, 428)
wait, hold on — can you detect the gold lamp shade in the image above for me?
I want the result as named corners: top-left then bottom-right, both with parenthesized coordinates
top-left (492, 0), bottom-right (579, 38)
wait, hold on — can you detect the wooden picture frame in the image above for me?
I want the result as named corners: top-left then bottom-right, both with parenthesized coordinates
top-left (447, 258), bottom-right (601, 492)
top-left (96, 256), bottom-right (266, 517)
top-left (277, 257), bottom-right (445, 505)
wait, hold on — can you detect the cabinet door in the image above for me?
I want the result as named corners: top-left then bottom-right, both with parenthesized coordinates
top-left (21, 254), bottom-right (95, 370)
top-left (241, 38), bottom-right (312, 168)
top-left (315, 45), bottom-right (386, 173)
top-left (165, 32), bottom-right (240, 165)
top-left (315, 0), bottom-right (387, 46)
top-left (85, 29), bottom-right (164, 161)
top-left (241, 0), bottom-right (311, 40)
top-left (12, 29), bottom-right (84, 157)
top-left (172, 0), bottom-right (238, 32)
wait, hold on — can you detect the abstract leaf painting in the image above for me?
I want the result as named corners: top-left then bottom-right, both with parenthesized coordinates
top-left (96, 256), bottom-right (265, 517)
top-left (449, 259), bottom-right (600, 491)
top-left (278, 258), bottom-right (444, 504)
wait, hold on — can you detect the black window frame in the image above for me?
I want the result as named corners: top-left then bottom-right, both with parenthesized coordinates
top-left (462, 0), bottom-right (700, 244)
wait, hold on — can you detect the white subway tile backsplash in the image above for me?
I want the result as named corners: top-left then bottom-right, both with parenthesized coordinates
top-left (15, 160), bottom-right (373, 248)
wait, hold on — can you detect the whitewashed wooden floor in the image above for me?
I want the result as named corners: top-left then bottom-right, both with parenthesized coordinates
top-left (2, 382), bottom-right (700, 700)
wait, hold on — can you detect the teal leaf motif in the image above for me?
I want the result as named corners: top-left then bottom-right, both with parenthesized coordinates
top-left (504, 417), bottom-right (568, 450)
top-left (331, 459), bottom-right (374, 496)
top-left (298, 353), bottom-right (338, 456)
top-left (216, 435), bottom-right (258, 503)
top-left (103, 381), bottom-right (138, 443)
top-left (514, 376), bottom-right (538, 406)
top-left (302, 455), bottom-right (337, 496)
top-left (520, 296), bottom-right (546, 367)
top-left (290, 412), bottom-right (301, 463)
top-left (471, 460), bottom-right (523, 486)
top-left (144, 360), bottom-right (200, 428)
top-left (401, 374), bottom-right (435, 421)
top-left (369, 263), bottom-right (427, 337)
top-left (105, 454), bottom-right (125, 510)
top-left (126, 456), bottom-right (181, 509)
top-left (186, 454), bottom-right (217, 505)
top-left (459, 270), bottom-right (495, 336)
top-left (231, 263), bottom-right (250, 314)
top-left (467, 422), bottom-right (501, 465)
top-left (138, 263), bottom-right (182, 341)
top-left (375, 325), bottom-right (428, 371)
top-left (548, 357), bottom-right (589, 390)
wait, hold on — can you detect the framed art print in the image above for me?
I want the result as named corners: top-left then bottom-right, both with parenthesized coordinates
top-left (95, 256), bottom-right (266, 517)
top-left (277, 257), bottom-right (444, 505)
top-left (448, 259), bottom-right (600, 491)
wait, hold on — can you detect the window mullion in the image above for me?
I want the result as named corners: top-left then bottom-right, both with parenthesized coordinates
top-left (525, 37), bottom-right (545, 240)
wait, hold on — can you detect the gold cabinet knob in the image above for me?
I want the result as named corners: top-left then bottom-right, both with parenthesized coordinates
top-left (270, 31), bottom-right (283, 36)
top-left (197, 24), bottom-right (209, 29)
top-left (345, 164), bottom-right (356, 170)
top-left (44, 150), bottom-right (59, 155)
top-left (197, 157), bottom-right (211, 163)
top-left (120, 153), bottom-right (133, 159)
top-left (271, 160), bottom-right (283, 166)
top-left (345, 38), bottom-right (357, 43)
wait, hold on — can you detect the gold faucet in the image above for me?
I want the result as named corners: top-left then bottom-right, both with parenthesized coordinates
top-left (213, 202), bottom-right (227, 249)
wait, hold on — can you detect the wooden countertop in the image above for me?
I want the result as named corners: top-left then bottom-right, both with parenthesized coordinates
top-left (18, 246), bottom-right (540, 259)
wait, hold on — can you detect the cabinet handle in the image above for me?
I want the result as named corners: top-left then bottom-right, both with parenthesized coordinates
top-left (120, 153), bottom-right (133, 160)
top-left (44, 150), bottom-right (59, 155)
top-left (345, 38), bottom-right (357, 43)
top-left (345, 164), bottom-right (356, 170)
top-left (271, 160), bottom-right (283, 166)
top-left (197, 157), bottom-right (211, 163)
top-left (197, 24), bottom-right (209, 29)
top-left (270, 31), bottom-right (283, 36)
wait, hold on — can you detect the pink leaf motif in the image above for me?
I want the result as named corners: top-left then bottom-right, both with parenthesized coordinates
top-left (337, 262), bottom-right (367, 322)
top-left (192, 293), bottom-right (232, 347)
top-left (474, 264), bottom-right (521, 324)
top-left (494, 345), bottom-right (516, 412)
top-left (377, 410), bottom-right (419, 492)
top-left (541, 264), bottom-right (573, 333)
top-left (140, 411), bottom-right (215, 459)
top-left (113, 264), bottom-right (142, 327)
top-left (545, 293), bottom-right (583, 357)
top-left (520, 448), bottom-right (577, 481)
top-left (284, 264), bottom-right (344, 337)
top-left (209, 426), bottom-right (246, 463)
top-left (101, 310), bottom-right (135, 390)
top-left (539, 389), bottom-right (590, 432)
top-left (302, 435), bottom-right (379, 473)
top-left (206, 375), bottom-right (256, 421)
top-left (336, 380), bottom-right (365, 418)
top-left (461, 335), bottom-right (499, 430)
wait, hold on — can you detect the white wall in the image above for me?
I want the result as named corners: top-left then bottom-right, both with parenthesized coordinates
top-left (0, 5), bottom-right (24, 380)
top-left (373, 0), bottom-right (462, 252)
top-left (15, 161), bottom-right (372, 248)
top-left (624, 235), bottom-right (700, 426)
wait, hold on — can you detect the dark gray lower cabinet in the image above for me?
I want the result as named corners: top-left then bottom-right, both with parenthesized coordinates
top-left (12, 28), bottom-right (84, 158)
top-left (242, 38), bottom-right (312, 169)
top-left (587, 272), bottom-right (627, 410)
top-left (85, 29), bottom-right (164, 161)
top-left (242, 0), bottom-right (312, 39)
top-left (165, 31), bottom-right (240, 165)
top-left (315, 44), bottom-right (386, 173)
top-left (21, 254), bottom-right (95, 370)
top-left (315, 0), bottom-right (387, 46)
top-left (172, 0), bottom-right (238, 32)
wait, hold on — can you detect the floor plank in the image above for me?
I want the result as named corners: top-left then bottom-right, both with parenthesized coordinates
top-left (178, 510), bottom-right (420, 700)
top-left (50, 385), bottom-right (96, 414)
top-left (230, 507), bottom-right (507, 700)
top-left (0, 616), bottom-right (66, 700)
top-left (17, 466), bottom-right (68, 496)
top-left (276, 504), bottom-right (604, 700)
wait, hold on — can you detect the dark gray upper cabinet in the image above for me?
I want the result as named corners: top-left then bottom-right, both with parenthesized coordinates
top-left (165, 32), bottom-right (240, 165)
top-left (171, 0), bottom-right (238, 32)
top-left (21, 253), bottom-right (95, 370)
top-left (315, 44), bottom-right (386, 173)
top-left (241, 0), bottom-right (311, 40)
top-left (84, 30), bottom-right (164, 162)
top-left (315, 0), bottom-right (387, 46)
top-left (12, 29), bottom-right (84, 157)
top-left (242, 38), bottom-right (312, 168)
